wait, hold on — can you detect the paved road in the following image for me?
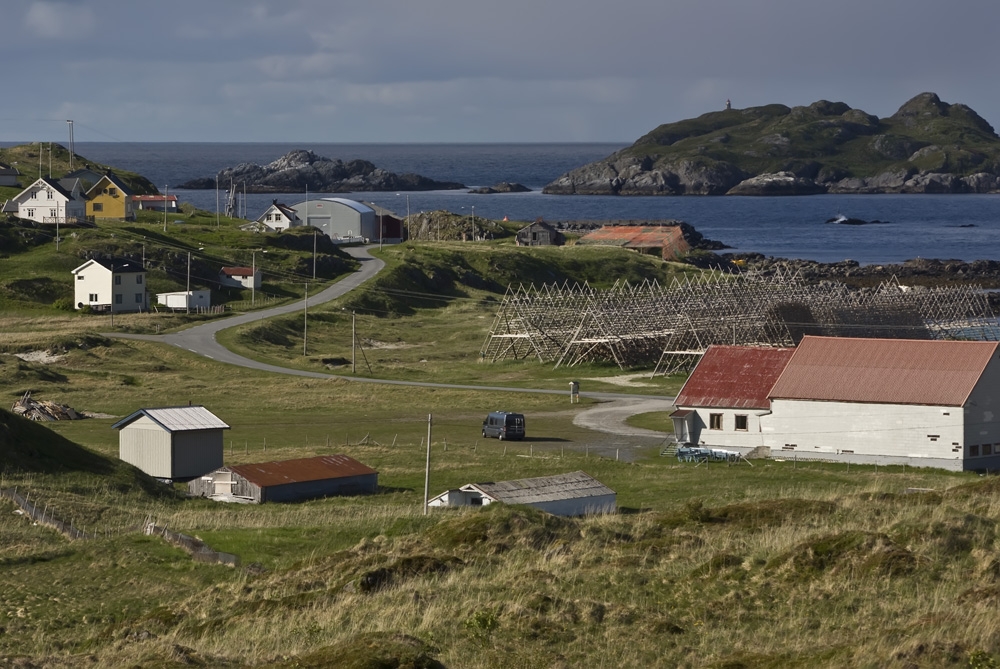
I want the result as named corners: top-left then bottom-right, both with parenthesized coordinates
top-left (107, 245), bottom-right (674, 434)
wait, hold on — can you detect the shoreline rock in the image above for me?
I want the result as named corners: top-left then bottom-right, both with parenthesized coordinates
top-left (176, 149), bottom-right (466, 193)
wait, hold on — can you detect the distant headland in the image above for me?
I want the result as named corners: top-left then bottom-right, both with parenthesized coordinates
top-left (176, 149), bottom-right (466, 193)
top-left (543, 93), bottom-right (1000, 196)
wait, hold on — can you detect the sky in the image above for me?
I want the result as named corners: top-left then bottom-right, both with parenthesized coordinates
top-left (2, 0), bottom-right (1000, 144)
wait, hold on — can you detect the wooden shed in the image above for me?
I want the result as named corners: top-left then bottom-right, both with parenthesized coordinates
top-left (112, 406), bottom-right (228, 481)
top-left (189, 454), bottom-right (378, 503)
top-left (428, 470), bottom-right (616, 516)
top-left (516, 220), bottom-right (564, 246)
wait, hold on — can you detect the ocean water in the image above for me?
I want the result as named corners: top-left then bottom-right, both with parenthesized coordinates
top-left (55, 142), bottom-right (1000, 265)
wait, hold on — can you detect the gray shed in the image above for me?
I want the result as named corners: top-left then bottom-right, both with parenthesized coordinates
top-left (428, 470), bottom-right (616, 516)
top-left (188, 454), bottom-right (378, 503)
top-left (516, 221), bottom-right (564, 247)
top-left (112, 406), bottom-right (228, 481)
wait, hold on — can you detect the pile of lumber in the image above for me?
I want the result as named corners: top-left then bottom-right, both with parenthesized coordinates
top-left (10, 391), bottom-right (82, 421)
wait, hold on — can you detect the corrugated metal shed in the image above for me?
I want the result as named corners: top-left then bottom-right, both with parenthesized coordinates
top-left (675, 346), bottom-right (795, 409)
top-left (769, 336), bottom-right (999, 406)
top-left (231, 454), bottom-right (377, 488)
top-left (221, 266), bottom-right (254, 277)
top-left (471, 470), bottom-right (614, 505)
top-left (112, 406), bottom-right (230, 432)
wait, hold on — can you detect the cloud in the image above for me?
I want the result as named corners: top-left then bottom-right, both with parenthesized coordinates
top-left (24, 1), bottom-right (95, 39)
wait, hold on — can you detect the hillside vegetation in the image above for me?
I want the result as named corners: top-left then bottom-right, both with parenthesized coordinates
top-left (0, 142), bottom-right (157, 201)
top-left (544, 92), bottom-right (1000, 195)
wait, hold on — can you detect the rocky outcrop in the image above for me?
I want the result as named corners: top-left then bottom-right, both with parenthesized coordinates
top-left (544, 93), bottom-right (1000, 196)
top-left (468, 182), bottom-right (531, 194)
top-left (544, 156), bottom-right (747, 195)
top-left (176, 150), bottom-right (465, 193)
top-left (726, 172), bottom-right (827, 196)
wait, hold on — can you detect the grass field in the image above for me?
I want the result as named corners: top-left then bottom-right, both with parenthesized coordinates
top-left (5, 230), bottom-right (1000, 666)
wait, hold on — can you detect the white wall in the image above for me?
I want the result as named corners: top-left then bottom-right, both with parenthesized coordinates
top-left (763, 399), bottom-right (964, 464)
top-left (675, 407), bottom-right (772, 449)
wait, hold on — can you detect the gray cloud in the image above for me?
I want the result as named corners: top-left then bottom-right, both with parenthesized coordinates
top-left (1, 0), bottom-right (998, 141)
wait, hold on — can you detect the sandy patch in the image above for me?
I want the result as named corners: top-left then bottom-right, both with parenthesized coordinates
top-left (13, 350), bottom-right (66, 364)
top-left (585, 373), bottom-right (657, 388)
top-left (364, 340), bottom-right (418, 350)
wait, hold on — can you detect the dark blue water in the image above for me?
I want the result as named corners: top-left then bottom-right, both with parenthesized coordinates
top-left (51, 142), bottom-right (1000, 264)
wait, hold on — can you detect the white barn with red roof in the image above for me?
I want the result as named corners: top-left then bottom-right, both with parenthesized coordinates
top-left (673, 337), bottom-right (1000, 471)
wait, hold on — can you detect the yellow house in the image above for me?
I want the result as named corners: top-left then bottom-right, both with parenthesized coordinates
top-left (85, 173), bottom-right (135, 221)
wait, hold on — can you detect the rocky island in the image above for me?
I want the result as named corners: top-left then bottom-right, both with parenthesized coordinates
top-left (544, 93), bottom-right (1000, 196)
top-left (176, 149), bottom-right (466, 193)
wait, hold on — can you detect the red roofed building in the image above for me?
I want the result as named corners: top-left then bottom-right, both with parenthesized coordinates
top-left (672, 346), bottom-right (795, 448)
top-left (133, 194), bottom-right (178, 212)
top-left (672, 336), bottom-right (1000, 470)
top-left (189, 454), bottom-right (378, 503)
top-left (576, 224), bottom-right (690, 260)
top-left (219, 266), bottom-right (261, 289)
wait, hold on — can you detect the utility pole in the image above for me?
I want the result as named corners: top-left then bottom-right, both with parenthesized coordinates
top-left (163, 186), bottom-right (168, 232)
top-left (406, 194), bottom-right (410, 242)
top-left (352, 311), bottom-right (356, 373)
top-left (215, 176), bottom-right (219, 228)
top-left (303, 283), bottom-right (308, 356)
top-left (186, 251), bottom-right (191, 314)
top-left (423, 414), bottom-right (432, 515)
top-left (312, 230), bottom-right (317, 280)
top-left (379, 213), bottom-right (383, 250)
top-left (66, 120), bottom-right (74, 170)
top-left (251, 250), bottom-right (256, 307)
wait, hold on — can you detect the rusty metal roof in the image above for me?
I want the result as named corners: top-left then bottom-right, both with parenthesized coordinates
top-left (220, 266), bottom-right (254, 277)
top-left (769, 336), bottom-right (999, 406)
top-left (112, 405), bottom-right (229, 432)
top-left (231, 454), bottom-right (377, 488)
top-left (577, 225), bottom-right (690, 254)
top-left (675, 346), bottom-right (796, 409)
top-left (466, 471), bottom-right (614, 505)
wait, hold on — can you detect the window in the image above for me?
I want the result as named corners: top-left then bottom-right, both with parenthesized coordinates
top-left (108, 188), bottom-right (117, 197)
top-left (135, 293), bottom-right (143, 303)
top-left (986, 444), bottom-right (994, 456)
top-left (49, 209), bottom-right (56, 218)
top-left (709, 413), bottom-right (723, 430)
top-left (93, 202), bottom-right (103, 212)
top-left (46, 190), bottom-right (52, 200)
top-left (114, 275), bottom-right (122, 285)
top-left (136, 275), bottom-right (143, 285)
top-left (26, 208), bottom-right (34, 217)
top-left (77, 275), bottom-right (84, 281)
top-left (735, 415), bottom-right (748, 431)
top-left (970, 445), bottom-right (980, 457)
top-left (30, 191), bottom-right (36, 199)
top-left (89, 293), bottom-right (98, 301)
top-left (115, 295), bottom-right (123, 304)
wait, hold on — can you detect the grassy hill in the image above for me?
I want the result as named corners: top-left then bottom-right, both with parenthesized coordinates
top-left (7, 212), bottom-right (1000, 665)
top-left (0, 142), bottom-right (157, 202)
top-left (630, 93), bottom-right (1000, 179)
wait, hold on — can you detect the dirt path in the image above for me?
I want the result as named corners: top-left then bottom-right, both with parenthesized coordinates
top-left (572, 398), bottom-right (673, 438)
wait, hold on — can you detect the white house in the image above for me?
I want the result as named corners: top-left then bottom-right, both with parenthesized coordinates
top-left (219, 266), bottom-right (261, 290)
top-left (671, 346), bottom-right (795, 449)
top-left (112, 405), bottom-right (229, 481)
top-left (428, 470), bottom-right (616, 516)
top-left (71, 257), bottom-right (148, 312)
top-left (12, 177), bottom-right (86, 224)
top-left (133, 194), bottom-right (178, 212)
top-left (156, 290), bottom-right (211, 310)
top-left (256, 200), bottom-right (301, 232)
top-left (672, 336), bottom-right (1000, 471)
top-left (291, 197), bottom-right (377, 241)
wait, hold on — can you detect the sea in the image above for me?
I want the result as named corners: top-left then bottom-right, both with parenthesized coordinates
top-left (43, 142), bottom-right (1000, 265)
